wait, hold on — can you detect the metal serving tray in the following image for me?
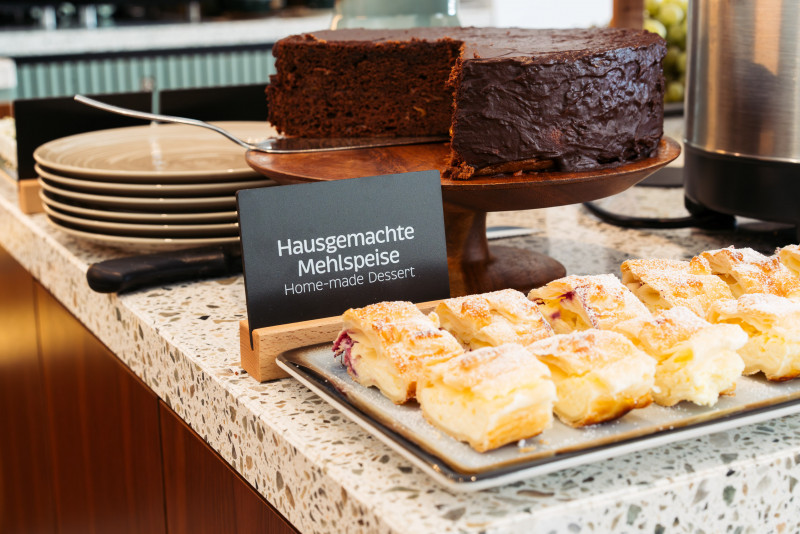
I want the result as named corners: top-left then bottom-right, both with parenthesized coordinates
top-left (277, 343), bottom-right (800, 492)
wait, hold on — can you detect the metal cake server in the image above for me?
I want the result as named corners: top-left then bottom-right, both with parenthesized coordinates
top-left (74, 95), bottom-right (448, 153)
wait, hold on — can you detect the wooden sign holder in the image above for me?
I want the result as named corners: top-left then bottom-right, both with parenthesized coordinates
top-left (240, 300), bottom-right (441, 382)
top-left (18, 180), bottom-right (43, 214)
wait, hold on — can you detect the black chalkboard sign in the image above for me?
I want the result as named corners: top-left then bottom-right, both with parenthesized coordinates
top-left (237, 171), bottom-right (450, 335)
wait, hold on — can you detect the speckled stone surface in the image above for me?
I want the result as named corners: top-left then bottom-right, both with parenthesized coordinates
top-left (3, 174), bottom-right (800, 534)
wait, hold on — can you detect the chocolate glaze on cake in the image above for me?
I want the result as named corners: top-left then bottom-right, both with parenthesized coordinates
top-left (267, 27), bottom-right (666, 179)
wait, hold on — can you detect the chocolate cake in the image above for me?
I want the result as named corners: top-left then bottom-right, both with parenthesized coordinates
top-left (267, 27), bottom-right (666, 179)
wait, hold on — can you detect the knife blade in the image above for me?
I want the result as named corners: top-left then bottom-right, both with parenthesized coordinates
top-left (253, 135), bottom-right (449, 153)
top-left (86, 244), bottom-right (242, 294)
top-left (485, 226), bottom-right (536, 240)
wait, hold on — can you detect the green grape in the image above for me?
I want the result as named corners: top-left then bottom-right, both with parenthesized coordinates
top-left (676, 50), bottom-right (688, 73)
top-left (657, 3), bottom-right (684, 27)
top-left (665, 80), bottom-right (685, 103)
top-left (644, 17), bottom-right (667, 39)
top-left (645, 0), bottom-right (664, 17)
top-left (663, 46), bottom-right (681, 73)
top-left (670, 0), bottom-right (689, 12)
top-left (666, 22), bottom-right (686, 48)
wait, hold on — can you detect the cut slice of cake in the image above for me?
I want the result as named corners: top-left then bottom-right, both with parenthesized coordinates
top-left (268, 29), bottom-right (462, 139)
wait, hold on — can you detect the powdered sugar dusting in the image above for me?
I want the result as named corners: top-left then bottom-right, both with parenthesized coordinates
top-left (446, 288), bottom-right (542, 324)
top-left (655, 306), bottom-right (709, 330)
top-left (435, 343), bottom-right (550, 391)
top-left (623, 259), bottom-right (726, 296)
top-left (346, 301), bottom-right (447, 344)
top-left (484, 288), bottom-right (544, 317)
top-left (633, 306), bottom-right (711, 354)
top-left (699, 246), bottom-right (800, 297)
top-left (777, 245), bottom-right (800, 276)
top-left (728, 293), bottom-right (800, 317)
top-left (622, 258), bottom-right (692, 274)
top-left (532, 274), bottom-right (651, 329)
top-left (526, 329), bottom-right (640, 371)
top-left (777, 244), bottom-right (800, 258)
top-left (439, 289), bottom-right (554, 346)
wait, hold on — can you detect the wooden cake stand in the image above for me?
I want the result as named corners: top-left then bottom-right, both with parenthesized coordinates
top-left (246, 137), bottom-right (680, 297)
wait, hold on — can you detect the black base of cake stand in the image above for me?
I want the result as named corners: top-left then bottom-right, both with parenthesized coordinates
top-left (443, 203), bottom-right (565, 296)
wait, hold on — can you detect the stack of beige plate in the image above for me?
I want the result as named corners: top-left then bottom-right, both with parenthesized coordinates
top-left (33, 121), bottom-right (276, 250)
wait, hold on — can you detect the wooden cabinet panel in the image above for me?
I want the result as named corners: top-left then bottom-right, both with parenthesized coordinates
top-left (0, 247), bottom-right (56, 534)
top-left (0, 244), bottom-right (300, 533)
top-left (35, 284), bottom-right (166, 534)
top-left (160, 404), bottom-right (298, 534)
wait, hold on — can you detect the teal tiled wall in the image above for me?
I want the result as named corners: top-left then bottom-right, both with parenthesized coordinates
top-left (14, 46), bottom-right (275, 99)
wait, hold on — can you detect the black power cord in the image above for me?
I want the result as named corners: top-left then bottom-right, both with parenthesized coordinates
top-left (582, 196), bottom-right (737, 231)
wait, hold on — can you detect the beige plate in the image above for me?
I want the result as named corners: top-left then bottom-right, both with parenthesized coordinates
top-left (45, 216), bottom-right (240, 252)
top-left (39, 178), bottom-right (236, 212)
top-left (39, 190), bottom-right (238, 223)
top-left (42, 203), bottom-right (239, 238)
top-left (35, 164), bottom-right (275, 197)
top-left (33, 121), bottom-right (276, 182)
top-left (278, 343), bottom-right (800, 492)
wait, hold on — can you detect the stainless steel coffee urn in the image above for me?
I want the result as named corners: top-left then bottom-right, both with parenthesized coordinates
top-left (684, 0), bottom-right (800, 234)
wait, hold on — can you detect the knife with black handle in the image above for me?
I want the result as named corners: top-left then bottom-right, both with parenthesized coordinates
top-left (84, 226), bottom-right (533, 294)
top-left (86, 245), bottom-right (242, 294)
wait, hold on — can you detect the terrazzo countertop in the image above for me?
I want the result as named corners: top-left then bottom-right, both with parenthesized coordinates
top-left (2, 173), bottom-right (800, 534)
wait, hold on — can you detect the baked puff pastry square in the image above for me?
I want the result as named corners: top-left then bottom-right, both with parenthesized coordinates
top-left (333, 301), bottom-right (463, 404)
top-left (777, 244), bottom-right (800, 278)
top-left (707, 294), bottom-right (800, 381)
top-left (528, 274), bottom-right (652, 334)
top-left (695, 246), bottom-right (800, 299)
top-left (620, 258), bottom-right (734, 317)
top-left (615, 306), bottom-right (746, 407)
top-left (525, 330), bottom-right (655, 427)
top-left (417, 343), bottom-right (556, 452)
top-left (434, 289), bottom-right (554, 350)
